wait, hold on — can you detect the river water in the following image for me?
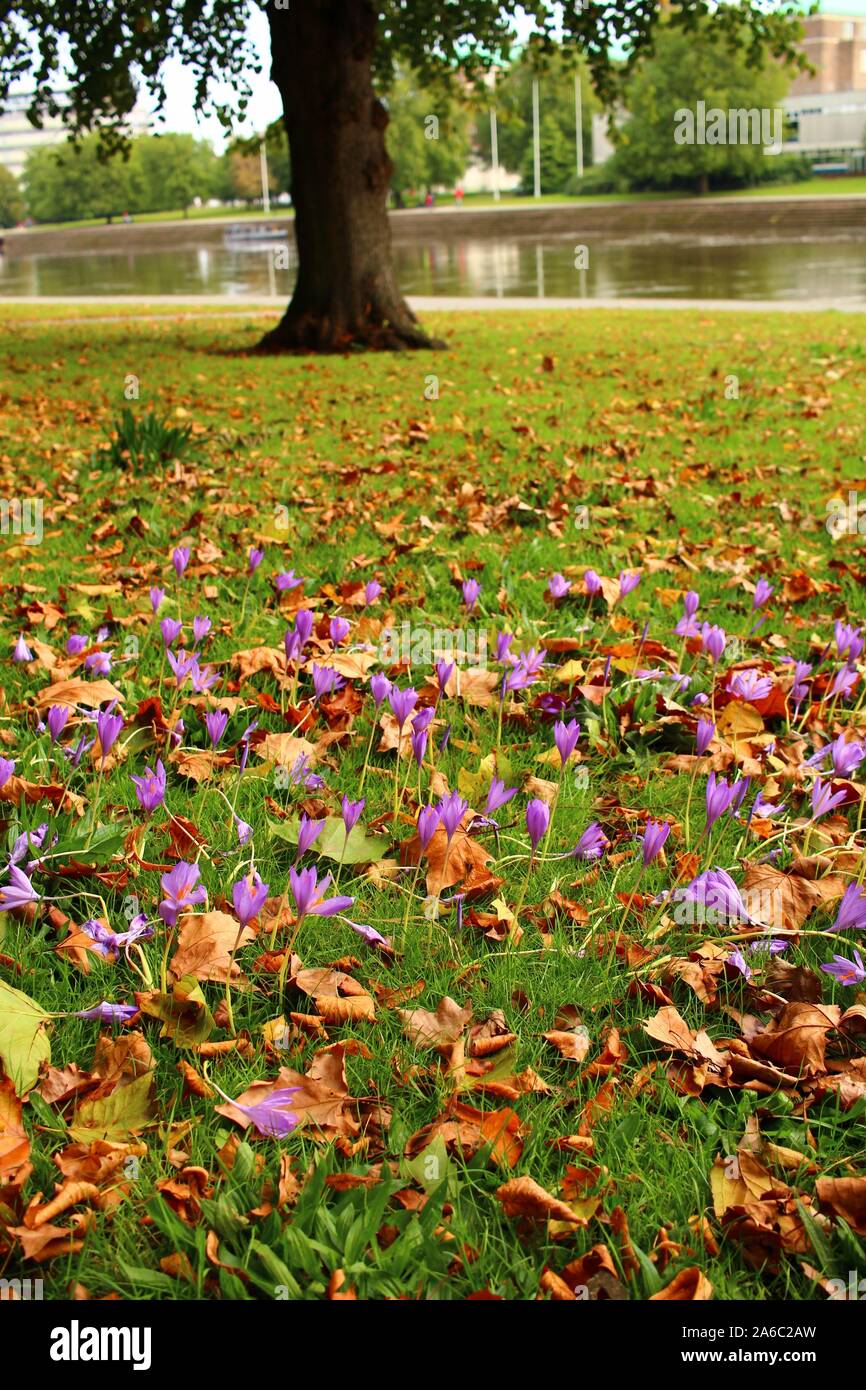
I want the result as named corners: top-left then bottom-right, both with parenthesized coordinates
top-left (2, 229), bottom-right (866, 301)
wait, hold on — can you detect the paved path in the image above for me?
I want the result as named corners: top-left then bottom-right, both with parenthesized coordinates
top-left (0, 294), bottom-right (863, 320)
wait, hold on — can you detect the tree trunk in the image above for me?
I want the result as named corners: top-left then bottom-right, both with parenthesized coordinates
top-left (259, 0), bottom-right (441, 353)
top-left (697, 172), bottom-right (710, 196)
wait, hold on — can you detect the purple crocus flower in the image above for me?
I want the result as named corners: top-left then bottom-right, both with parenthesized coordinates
top-left (365, 580), bottom-right (382, 604)
top-left (821, 949), bottom-right (865, 987)
top-left (8, 822), bottom-right (48, 870)
top-left (618, 570), bottom-right (640, 598)
top-left (232, 870), bottom-right (269, 925)
top-left (329, 616), bottom-right (350, 646)
top-left (159, 861), bottom-right (207, 926)
top-left (12, 634), bottom-right (33, 662)
top-left (695, 717), bottom-right (715, 757)
top-left (0, 757), bottom-right (14, 790)
top-left (752, 577), bottom-right (774, 609)
top-left (790, 660), bottom-right (813, 704)
top-left (809, 734), bottom-right (865, 780)
top-left (413, 704), bottom-right (434, 732)
top-left (832, 881), bottom-right (866, 933)
top-left (641, 820), bottom-right (671, 865)
top-left (204, 709), bottom-right (228, 747)
top-left (370, 673), bottom-right (391, 707)
top-left (85, 651), bottom-right (112, 676)
top-left (750, 791), bottom-right (786, 820)
top-left (727, 949), bottom-right (752, 981)
top-left (311, 664), bottom-right (343, 699)
top-left (65, 732), bottom-right (94, 769)
top-left (411, 726), bottom-right (428, 767)
top-left (462, 578), bottom-right (480, 612)
top-left (131, 760), bottom-right (166, 813)
top-left (341, 796), bottom-right (365, 835)
top-left (417, 804), bottom-right (441, 850)
top-left (730, 776), bottom-right (751, 815)
top-left (526, 798), bottom-right (550, 854)
top-left (388, 684), bottom-right (418, 731)
top-left (275, 570), bottom-right (304, 592)
top-left (96, 708), bottom-right (124, 764)
top-left (671, 867), bottom-right (753, 926)
top-left (344, 918), bottom-right (390, 948)
top-left (435, 660), bottom-right (454, 696)
top-left (235, 818), bottom-right (253, 847)
top-left (289, 865), bottom-right (354, 922)
top-left (75, 1002), bottom-right (139, 1024)
top-left (295, 610), bottom-right (314, 646)
top-left (166, 648), bottom-right (197, 686)
top-left (827, 665), bottom-right (858, 701)
top-left (503, 647), bottom-right (547, 693)
top-left (192, 614), bottom-right (211, 644)
top-left (438, 791), bottom-right (469, 842)
top-left (214, 1080), bottom-right (302, 1138)
top-left (149, 588), bottom-right (167, 614)
top-left (683, 590), bottom-right (700, 618)
top-left (811, 776), bottom-right (848, 822)
top-left (749, 937), bottom-right (788, 957)
top-left (0, 865), bottom-right (40, 913)
top-left (705, 773), bottom-right (736, 834)
top-left (495, 631), bottom-right (514, 663)
top-left (297, 815), bottom-right (325, 857)
top-left (190, 660), bottom-right (218, 694)
top-left (584, 570), bottom-right (602, 597)
top-left (548, 573), bottom-right (571, 600)
top-left (835, 621), bottom-right (864, 663)
top-left (486, 779), bottom-right (517, 816)
top-left (572, 822), bottom-right (608, 861)
top-left (553, 718), bottom-right (581, 767)
top-left (172, 546), bottom-right (190, 578)
top-left (727, 670), bottom-right (774, 704)
top-left (160, 618), bottom-right (183, 648)
top-left (700, 623), bottom-right (726, 664)
top-left (248, 547), bottom-right (264, 574)
top-left (47, 705), bottom-right (70, 743)
top-left (83, 915), bottom-right (154, 957)
top-left (674, 607), bottom-right (701, 638)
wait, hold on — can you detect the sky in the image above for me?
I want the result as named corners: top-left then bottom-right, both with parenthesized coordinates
top-left (141, 2), bottom-right (866, 148)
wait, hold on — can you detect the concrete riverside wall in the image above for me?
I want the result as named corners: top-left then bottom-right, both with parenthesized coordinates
top-left (4, 195), bottom-right (866, 258)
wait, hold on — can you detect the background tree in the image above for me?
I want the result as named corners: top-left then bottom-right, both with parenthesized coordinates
top-left (0, 0), bottom-right (808, 351)
top-left (227, 118), bottom-right (291, 201)
top-left (385, 67), bottom-right (471, 206)
top-left (610, 17), bottom-right (793, 195)
top-left (132, 133), bottom-right (220, 215)
top-left (476, 48), bottom-right (598, 191)
top-left (23, 131), bottom-right (219, 221)
top-left (23, 133), bottom-right (138, 221)
top-left (0, 164), bottom-right (24, 226)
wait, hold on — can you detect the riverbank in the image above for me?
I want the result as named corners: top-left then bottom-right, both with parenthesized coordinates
top-left (5, 188), bottom-right (866, 257)
top-left (1, 293), bottom-right (865, 320)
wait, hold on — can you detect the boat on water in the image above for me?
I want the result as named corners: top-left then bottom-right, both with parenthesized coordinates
top-left (223, 223), bottom-right (289, 245)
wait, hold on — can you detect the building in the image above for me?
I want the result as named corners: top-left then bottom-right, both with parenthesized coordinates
top-left (783, 13), bottom-right (866, 170)
top-left (0, 90), bottom-right (151, 182)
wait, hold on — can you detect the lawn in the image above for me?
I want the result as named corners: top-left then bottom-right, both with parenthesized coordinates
top-left (1, 306), bottom-right (865, 1302)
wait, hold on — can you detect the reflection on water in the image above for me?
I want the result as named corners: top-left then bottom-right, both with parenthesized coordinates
top-left (1, 232), bottom-right (865, 301)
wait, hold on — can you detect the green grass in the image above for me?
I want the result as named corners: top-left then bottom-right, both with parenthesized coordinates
top-left (1, 307), bottom-right (865, 1301)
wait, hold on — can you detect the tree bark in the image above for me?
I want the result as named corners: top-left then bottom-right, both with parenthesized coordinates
top-left (259, 0), bottom-right (441, 353)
